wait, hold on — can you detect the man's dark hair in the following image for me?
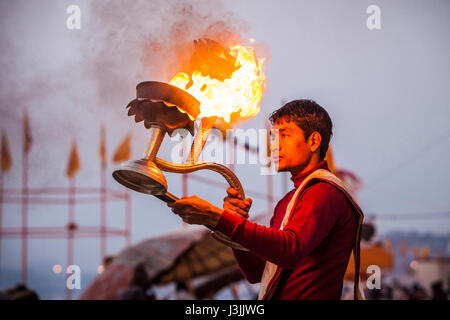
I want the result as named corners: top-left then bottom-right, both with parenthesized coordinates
top-left (269, 100), bottom-right (333, 159)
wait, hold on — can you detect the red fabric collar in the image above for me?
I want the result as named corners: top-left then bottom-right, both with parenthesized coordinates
top-left (290, 160), bottom-right (330, 188)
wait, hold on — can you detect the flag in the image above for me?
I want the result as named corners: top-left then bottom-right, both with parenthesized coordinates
top-left (1, 131), bottom-right (12, 172)
top-left (66, 141), bottom-right (81, 178)
top-left (23, 110), bottom-right (32, 154)
top-left (412, 246), bottom-right (420, 259)
top-left (99, 126), bottom-right (107, 166)
top-left (113, 133), bottom-right (131, 164)
top-left (325, 144), bottom-right (336, 173)
top-left (383, 238), bottom-right (392, 252)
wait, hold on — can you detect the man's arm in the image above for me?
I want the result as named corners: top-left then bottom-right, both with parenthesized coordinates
top-left (216, 182), bottom-right (343, 269)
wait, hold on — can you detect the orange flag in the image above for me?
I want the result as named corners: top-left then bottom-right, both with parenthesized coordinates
top-left (113, 133), bottom-right (131, 164)
top-left (1, 131), bottom-right (12, 172)
top-left (99, 126), bottom-right (107, 166)
top-left (23, 110), bottom-right (32, 154)
top-left (66, 141), bottom-right (81, 178)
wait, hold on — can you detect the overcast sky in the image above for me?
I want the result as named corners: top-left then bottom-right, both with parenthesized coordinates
top-left (0, 0), bottom-right (449, 297)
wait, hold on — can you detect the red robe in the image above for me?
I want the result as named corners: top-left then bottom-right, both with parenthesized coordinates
top-left (216, 160), bottom-right (358, 300)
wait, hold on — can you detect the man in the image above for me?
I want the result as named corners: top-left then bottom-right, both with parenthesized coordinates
top-left (168, 100), bottom-right (364, 300)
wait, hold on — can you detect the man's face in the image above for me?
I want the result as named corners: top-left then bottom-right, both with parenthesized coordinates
top-left (270, 118), bottom-right (313, 174)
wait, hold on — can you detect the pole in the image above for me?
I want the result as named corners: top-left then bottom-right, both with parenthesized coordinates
top-left (182, 137), bottom-right (188, 198)
top-left (182, 175), bottom-right (188, 198)
top-left (182, 138), bottom-right (188, 228)
top-left (21, 148), bottom-right (28, 284)
top-left (182, 174), bottom-right (188, 197)
top-left (66, 177), bottom-right (75, 300)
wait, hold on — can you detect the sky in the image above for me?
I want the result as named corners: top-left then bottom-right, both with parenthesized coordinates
top-left (0, 0), bottom-right (449, 298)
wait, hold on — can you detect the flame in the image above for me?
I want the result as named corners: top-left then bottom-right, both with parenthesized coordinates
top-left (169, 45), bottom-right (265, 123)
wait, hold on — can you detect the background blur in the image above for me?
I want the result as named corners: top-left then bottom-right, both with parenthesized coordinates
top-left (0, 0), bottom-right (449, 300)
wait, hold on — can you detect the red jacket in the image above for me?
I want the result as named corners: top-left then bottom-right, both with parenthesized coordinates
top-left (216, 160), bottom-right (358, 300)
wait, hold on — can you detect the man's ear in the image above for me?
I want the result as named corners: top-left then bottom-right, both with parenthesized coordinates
top-left (309, 131), bottom-right (322, 153)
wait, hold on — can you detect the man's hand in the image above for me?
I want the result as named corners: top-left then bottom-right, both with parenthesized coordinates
top-left (223, 187), bottom-right (252, 218)
top-left (167, 195), bottom-right (223, 228)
